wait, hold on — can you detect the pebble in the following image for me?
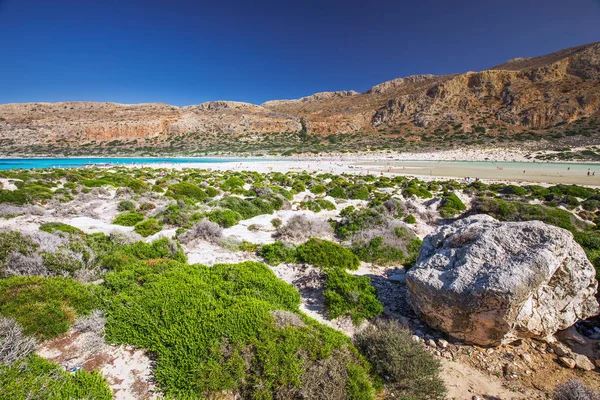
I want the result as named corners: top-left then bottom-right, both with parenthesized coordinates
top-left (438, 339), bottom-right (449, 348)
top-left (426, 339), bottom-right (437, 348)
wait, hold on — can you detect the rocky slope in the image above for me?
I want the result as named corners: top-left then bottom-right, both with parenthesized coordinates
top-left (0, 42), bottom-right (599, 155)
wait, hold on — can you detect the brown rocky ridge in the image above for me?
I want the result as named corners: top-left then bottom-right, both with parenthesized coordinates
top-left (0, 42), bottom-right (599, 156)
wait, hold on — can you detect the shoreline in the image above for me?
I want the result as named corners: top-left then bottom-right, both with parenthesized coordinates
top-left (2, 146), bottom-right (600, 164)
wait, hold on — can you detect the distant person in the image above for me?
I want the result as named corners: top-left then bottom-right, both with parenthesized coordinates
top-left (588, 170), bottom-right (591, 176)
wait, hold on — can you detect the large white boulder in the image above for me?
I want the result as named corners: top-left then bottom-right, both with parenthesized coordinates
top-left (406, 215), bottom-right (599, 346)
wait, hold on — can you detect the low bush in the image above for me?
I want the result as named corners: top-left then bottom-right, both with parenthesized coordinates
top-left (352, 236), bottom-right (405, 265)
top-left (134, 218), bottom-right (163, 237)
top-left (112, 212), bottom-right (144, 226)
top-left (0, 317), bottom-right (37, 365)
top-left (403, 214), bottom-right (416, 224)
top-left (439, 193), bottom-right (467, 217)
top-left (117, 200), bottom-right (135, 212)
top-left (277, 215), bottom-right (333, 242)
top-left (328, 186), bottom-right (348, 199)
top-left (553, 379), bottom-right (600, 400)
top-left (354, 319), bottom-right (446, 400)
top-left (310, 184), bottom-right (327, 195)
top-left (402, 185), bottom-right (432, 199)
top-left (178, 220), bottom-right (222, 244)
top-left (259, 242), bottom-right (298, 266)
top-left (0, 354), bottom-right (112, 399)
top-left (39, 222), bottom-right (83, 235)
top-left (324, 270), bottom-right (383, 323)
top-left (166, 182), bottom-right (207, 201)
top-left (271, 217), bottom-right (282, 228)
top-left (297, 238), bottom-right (360, 271)
top-left (206, 209), bottom-right (242, 228)
top-left (0, 276), bottom-right (99, 339)
top-left (103, 261), bottom-right (375, 399)
top-left (349, 186), bottom-right (370, 200)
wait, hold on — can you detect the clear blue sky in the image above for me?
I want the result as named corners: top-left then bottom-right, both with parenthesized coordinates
top-left (0, 0), bottom-right (598, 106)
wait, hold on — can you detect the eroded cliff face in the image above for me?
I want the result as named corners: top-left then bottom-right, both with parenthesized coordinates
top-left (0, 42), bottom-right (598, 152)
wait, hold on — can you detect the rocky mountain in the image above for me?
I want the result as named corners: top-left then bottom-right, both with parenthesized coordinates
top-left (0, 42), bottom-right (599, 155)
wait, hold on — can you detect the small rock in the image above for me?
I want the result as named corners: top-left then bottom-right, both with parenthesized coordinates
top-left (472, 396), bottom-right (484, 400)
top-left (426, 339), bottom-right (437, 348)
top-left (520, 353), bottom-right (532, 364)
top-left (414, 330), bottom-right (424, 337)
top-left (411, 335), bottom-right (421, 343)
top-left (549, 342), bottom-right (572, 357)
top-left (559, 357), bottom-right (576, 369)
top-left (438, 339), bottom-right (449, 348)
top-left (574, 354), bottom-right (595, 371)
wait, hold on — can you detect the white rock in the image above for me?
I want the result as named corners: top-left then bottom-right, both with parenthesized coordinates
top-left (574, 354), bottom-right (596, 371)
top-left (406, 215), bottom-right (599, 346)
top-left (559, 357), bottom-right (576, 369)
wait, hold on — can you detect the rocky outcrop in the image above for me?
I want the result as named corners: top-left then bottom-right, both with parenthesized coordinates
top-left (406, 215), bottom-right (599, 346)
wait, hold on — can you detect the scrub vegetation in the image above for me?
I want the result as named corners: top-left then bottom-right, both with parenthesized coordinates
top-left (1, 164), bottom-right (599, 398)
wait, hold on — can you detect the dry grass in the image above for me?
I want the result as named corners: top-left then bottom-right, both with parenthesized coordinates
top-left (553, 380), bottom-right (600, 400)
top-left (0, 317), bottom-right (37, 365)
top-left (179, 220), bottom-right (223, 244)
top-left (276, 215), bottom-right (333, 242)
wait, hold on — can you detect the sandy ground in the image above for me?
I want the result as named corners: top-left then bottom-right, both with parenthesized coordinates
top-left (38, 330), bottom-right (158, 400)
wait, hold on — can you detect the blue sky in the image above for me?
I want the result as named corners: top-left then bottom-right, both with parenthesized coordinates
top-left (0, 0), bottom-right (598, 106)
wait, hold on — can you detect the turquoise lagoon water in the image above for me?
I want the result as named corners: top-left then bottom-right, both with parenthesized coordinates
top-left (0, 157), bottom-right (242, 170)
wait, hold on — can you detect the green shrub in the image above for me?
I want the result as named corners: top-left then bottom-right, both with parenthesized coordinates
top-left (439, 193), bottom-right (466, 217)
top-left (134, 218), bottom-right (163, 237)
top-left (81, 179), bottom-right (111, 188)
top-left (0, 232), bottom-right (37, 267)
top-left (324, 270), bottom-right (383, 323)
top-left (0, 190), bottom-right (28, 205)
top-left (221, 176), bottom-right (245, 191)
top-left (206, 186), bottom-right (218, 197)
top-left (0, 355), bottom-right (112, 399)
top-left (352, 236), bottom-right (405, 265)
top-left (354, 320), bottom-right (446, 400)
top-left (100, 238), bottom-right (186, 272)
top-left (112, 212), bottom-right (144, 226)
top-left (402, 185), bottom-right (432, 199)
top-left (117, 200), bottom-right (135, 212)
top-left (220, 196), bottom-right (278, 219)
top-left (328, 186), bottom-right (348, 199)
top-left (103, 261), bottom-right (375, 399)
top-left (0, 276), bottom-right (99, 339)
top-left (316, 198), bottom-right (336, 211)
top-left (310, 184), bottom-right (327, 195)
top-left (404, 214), bottom-right (416, 224)
top-left (271, 218), bottom-right (282, 228)
top-left (259, 242), bottom-right (298, 266)
top-left (335, 207), bottom-right (386, 240)
top-left (207, 209), bottom-right (242, 228)
top-left (166, 182), bottom-right (207, 201)
top-left (349, 186), bottom-right (370, 200)
top-left (292, 180), bottom-right (306, 193)
top-left (39, 222), bottom-right (83, 235)
top-left (297, 238), bottom-right (360, 271)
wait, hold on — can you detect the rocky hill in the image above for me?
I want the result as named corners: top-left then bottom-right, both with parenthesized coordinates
top-left (0, 42), bottom-right (599, 156)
